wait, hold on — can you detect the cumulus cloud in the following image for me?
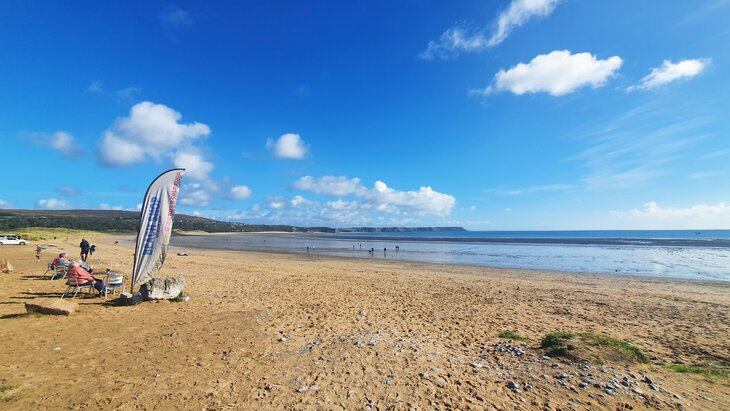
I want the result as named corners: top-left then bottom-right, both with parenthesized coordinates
top-left (628, 58), bottom-right (709, 91)
top-left (37, 198), bottom-right (72, 210)
top-left (293, 175), bottom-right (456, 216)
top-left (419, 27), bottom-right (489, 60)
top-left (294, 176), bottom-right (363, 196)
top-left (0, 199), bottom-right (11, 209)
top-left (474, 50), bottom-right (622, 96)
top-left (98, 101), bottom-right (211, 167)
top-left (230, 185), bottom-right (252, 200)
top-left (179, 183), bottom-right (213, 207)
top-left (29, 131), bottom-right (81, 156)
top-left (609, 201), bottom-right (730, 229)
top-left (419, 0), bottom-right (559, 59)
top-left (489, 0), bottom-right (560, 46)
top-left (173, 148), bottom-right (214, 181)
top-left (266, 133), bottom-right (308, 159)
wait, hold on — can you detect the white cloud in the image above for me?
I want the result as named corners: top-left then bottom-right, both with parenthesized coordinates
top-left (136, 203), bottom-right (143, 211)
top-left (294, 176), bottom-right (363, 196)
top-left (173, 148), bottom-right (214, 181)
top-left (269, 200), bottom-right (285, 209)
top-left (489, 0), bottom-right (560, 46)
top-left (31, 131), bottom-right (81, 156)
top-left (294, 175), bottom-right (456, 216)
top-left (419, 27), bottom-right (489, 60)
top-left (179, 183), bottom-right (214, 207)
top-left (116, 86), bottom-right (141, 103)
top-left (290, 195), bottom-right (314, 208)
top-left (609, 201), bottom-right (730, 229)
top-left (0, 199), bottom-right (11, 209)
top-left (37, 198), bottom-right (72, 210)
top-left (266, 133), bottom-right (308, 159)
top-left (475, 50), bottom-right (622, 96)
top-left (485, 184), bottom-right (574, 196)
top-left (628, 59), bottom-right (709, 91)
top-left (230, 185), bottom-right (252, 200)
top-left (57, 186), bottom-right (81, 197)
top-left (98, 101), bottom-right (211, 166)
top-left (419, 0), bottom-right (559, 59)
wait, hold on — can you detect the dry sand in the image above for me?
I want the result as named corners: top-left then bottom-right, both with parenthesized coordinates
top-left (0, 236), bottom-right (728, 410)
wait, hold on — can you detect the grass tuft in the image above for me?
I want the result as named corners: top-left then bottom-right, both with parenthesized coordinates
top-left (540, 332), bottom-right (574, 348)
top-left (665, 365), bottom-right (729, 378)
top-left (498, 331), bottom-right (525, 341)
top-left (579, 333), bottom-right (648, 363)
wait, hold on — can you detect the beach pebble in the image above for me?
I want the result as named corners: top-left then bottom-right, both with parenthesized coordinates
top-left (578, 382), bottom-right (588, 388)
top-left (632, 387), bottom-right (644, 395)
top-left (507, 381), bottom-right (519, 390)
top-left (296, 386), bottom-right (308, 393)
top-left (264, 384), bottom-right (273, 391)
top-left (368, 339), bottom-right (378, 346)
top-left (309, 385), bottom-right (319, 391)
top-left (53, 347), bottom-right (61, 352)
top-left (276, 333), bottom-right (287, 342)
top-left (170, 332), bottom-right (178, 337)
top-left (643, 375), bottom-right (654, 385)
top-left (555, 373), bottom-right (569, 379)
top-left (470, 362), bottom-right (487, 369)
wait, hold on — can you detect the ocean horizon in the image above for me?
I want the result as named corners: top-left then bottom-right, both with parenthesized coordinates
top-left (170, 229), bottom-right (730, 282)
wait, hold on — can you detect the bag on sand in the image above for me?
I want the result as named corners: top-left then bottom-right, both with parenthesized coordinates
top-left (118, 292), bottom-right (143, 306)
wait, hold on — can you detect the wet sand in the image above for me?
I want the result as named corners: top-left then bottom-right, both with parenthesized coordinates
top-left (0, 236), bottom-right (728, 410)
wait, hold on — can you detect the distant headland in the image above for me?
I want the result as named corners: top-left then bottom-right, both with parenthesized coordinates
top-left (0, 209), bottom-right (465, 234)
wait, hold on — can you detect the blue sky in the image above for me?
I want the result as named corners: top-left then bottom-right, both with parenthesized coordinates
top-left (2, 0), bottom-right (729, 229)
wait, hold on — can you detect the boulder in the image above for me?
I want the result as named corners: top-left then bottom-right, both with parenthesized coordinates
top-left (25, 298), bottom-right (79, 316)
top-left (118, 292), bottom-right (143, 306)
top-left (140, 277), bottom-right (186, 301)
top-left (1, 260), bottom-right (13, 273)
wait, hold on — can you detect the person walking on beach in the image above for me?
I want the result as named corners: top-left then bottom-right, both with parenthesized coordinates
top-left (79, 239), bottom-right (90, 262)
top-left (89, 244), bottom-right (96, 256)
top-left (35, 245), bottom-right (42, 260)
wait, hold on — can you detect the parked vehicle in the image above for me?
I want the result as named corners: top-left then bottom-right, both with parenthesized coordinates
top-left (0, 236), bottom-right (28, 245)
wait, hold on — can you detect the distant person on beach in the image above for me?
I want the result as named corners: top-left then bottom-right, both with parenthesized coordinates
top-left (79, 239), bottom-right (90, 261)
top-left (67, 261), bottom-right (104, 294)
top-left (35, 245), bottom-right (42, 260)
top-left (89, 244), bottom-right (96, 255)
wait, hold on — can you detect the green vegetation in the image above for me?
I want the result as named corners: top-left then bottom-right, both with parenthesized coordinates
top-left (170, 292), bottom-right (185, 303)
top-left (579, 333), bottom-right (648, 363)
top-left (540, 332), bottom-right (575, 348)
top-left (665, 364), bottom-right (729, 378)
top-left (539, 331), bottom-right (648, 364)
top-left (498, 331), bottom-right (525, 341)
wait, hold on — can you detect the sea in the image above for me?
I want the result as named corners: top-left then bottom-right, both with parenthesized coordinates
top-left (170, 230), bottom-right (730, 282)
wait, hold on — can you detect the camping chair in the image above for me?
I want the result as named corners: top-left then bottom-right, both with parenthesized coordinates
top-left (50, 265), bottom-right (68, 281)
top-left (61, 277), bottom-right (97, 299)
top-left (103, 272), bottom-right (125, 300)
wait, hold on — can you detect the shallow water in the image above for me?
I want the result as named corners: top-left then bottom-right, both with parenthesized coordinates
top-left (171, 231), bottom-right (730, 282)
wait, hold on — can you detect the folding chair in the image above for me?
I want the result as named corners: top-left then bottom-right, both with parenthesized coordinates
top-left (103, 272), bottom-right (125, 300)
top-left (61, 277), bottom-right (97, 299)
top-left (50, 265), bottom-right (68, 281)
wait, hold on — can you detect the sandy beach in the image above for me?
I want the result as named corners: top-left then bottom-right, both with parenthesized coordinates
top-left (0, 236), bottom-right (728, 410)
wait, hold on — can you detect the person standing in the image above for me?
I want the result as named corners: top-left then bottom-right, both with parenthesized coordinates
top-left (79, 239), bottom-right (90, 262)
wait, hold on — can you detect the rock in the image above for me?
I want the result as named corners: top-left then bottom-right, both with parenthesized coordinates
top-left (309, 385), bottom-right (319, 391)
top-left (118, 292), bottom-right (143, 306)
top-left (579, 382), bottom-right (589, 388)
top-left (555, 373), bottom-right (569, 379)
top-left (264, 384), bottom-right (273, 391)
top-left (276, 333), bottom-right (287, 342)
top-left (25, 298), bottom-right (79, 316)
top-left (632, 387), bottom-right (644, 395)
top-left (53, 347), bottom-right (61, 352)
top-left (140, 277), bottom-right (186, 301)
top-left (643, 375), bottom-right (654, 385)
top-left (470, 362), bottom-right (487, 369)
top-left (296, 386), bottom-right (308, 393)
top-left (507, 381), bottom-right (519, 390)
